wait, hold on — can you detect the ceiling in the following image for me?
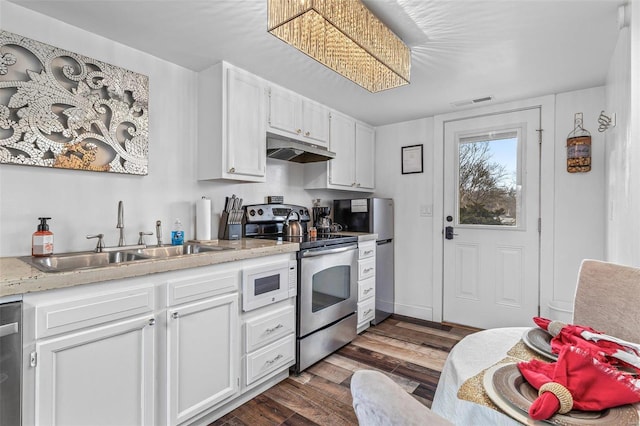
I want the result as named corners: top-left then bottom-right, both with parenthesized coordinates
top-left (7, 0), bottom-right (621, 126)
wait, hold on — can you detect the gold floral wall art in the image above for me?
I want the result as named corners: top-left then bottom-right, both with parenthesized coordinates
top-left (0, 30), bottom-right (149, 175)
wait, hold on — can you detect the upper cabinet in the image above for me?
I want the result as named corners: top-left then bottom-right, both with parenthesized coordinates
top-left (198, 62), bottom-right (267, 182)
top-left (305, 111), bottom-right (375, 192)
top-left (267, 85), bottom-right (330, 146)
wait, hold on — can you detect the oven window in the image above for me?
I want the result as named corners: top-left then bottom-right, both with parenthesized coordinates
top-left (254, 274), bottom-right (281, 296)
top-left (312, 265), bottom-right (351, 312)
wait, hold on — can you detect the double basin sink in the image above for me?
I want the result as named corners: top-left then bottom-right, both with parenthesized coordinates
top-left (22, 243), bottom-right (234, 273)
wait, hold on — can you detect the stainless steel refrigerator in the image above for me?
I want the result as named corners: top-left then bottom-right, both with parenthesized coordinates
top-left (333, 198), bottom-right (394, 324)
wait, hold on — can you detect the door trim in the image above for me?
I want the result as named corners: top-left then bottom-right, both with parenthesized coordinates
top-left (432, 96), bottom-right (556, 323)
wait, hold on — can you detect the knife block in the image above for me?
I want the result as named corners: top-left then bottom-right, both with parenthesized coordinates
top-left (218, 212), bottom-right (242, 240)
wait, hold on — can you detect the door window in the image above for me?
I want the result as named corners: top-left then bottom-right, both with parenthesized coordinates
top-left (311, 265), bottom-right (351, 312)
top-left (457, 130), bottom-right (521, 227)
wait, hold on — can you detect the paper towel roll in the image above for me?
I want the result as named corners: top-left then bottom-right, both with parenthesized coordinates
top-left (196, 197), bottom-right (212, 240)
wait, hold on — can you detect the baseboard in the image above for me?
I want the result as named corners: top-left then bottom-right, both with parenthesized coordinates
top-left (393, 302), bottom-right (433, 321)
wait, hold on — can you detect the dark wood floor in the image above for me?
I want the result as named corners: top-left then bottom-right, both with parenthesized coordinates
top-left (210, 315), bottom-right (479, 426)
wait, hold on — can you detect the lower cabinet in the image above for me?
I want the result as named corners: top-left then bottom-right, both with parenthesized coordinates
top-left (34, 314), bottom-right (156, 426)
top-left (22, 280), bottom-right (157, 426)
top-left (166, 293), bottom-right (239, 426)
top-left (22, 254), bottom-right (295, 426)
top-left (242, 303), bottom-right (295, 389)
top-left (357, 240), bottom-right (377, 333)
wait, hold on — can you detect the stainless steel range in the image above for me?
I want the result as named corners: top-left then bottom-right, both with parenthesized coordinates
top-left (244, 203), bottom-right (358, 374)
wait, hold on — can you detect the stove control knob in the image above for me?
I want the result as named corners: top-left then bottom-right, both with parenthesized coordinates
top-left (249, 209), bottom-right (256, 216)
top-left (258, 209), bottom-right (264, 216)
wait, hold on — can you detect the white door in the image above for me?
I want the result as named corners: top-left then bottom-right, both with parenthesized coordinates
top-left (35, 315), bottom-right (155, 426)
top-left (443, 108), bottom-right (540, 329)
top-left (166, 293), bottom-right (239, 426)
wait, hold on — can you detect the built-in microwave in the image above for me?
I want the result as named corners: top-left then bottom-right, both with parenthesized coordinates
top-left (242, 260), bottom-right (297, 312)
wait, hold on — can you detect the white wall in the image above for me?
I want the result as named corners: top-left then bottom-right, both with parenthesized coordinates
top-left (606, 1), bottom-right (640, 266)
top-left (376, 89), bottom-right (606, 323)
top-left (0, 2), bottom-right (341, 257)
top-left (375, 118), bottom-right (435, 319)
top-left (552, 88), bottom-right (606, 306)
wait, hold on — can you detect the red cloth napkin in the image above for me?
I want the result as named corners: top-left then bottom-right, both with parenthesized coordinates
top-left (518, 345), bottom-right (640, 420)
top-left (533, 317), bottom-right (638, 366)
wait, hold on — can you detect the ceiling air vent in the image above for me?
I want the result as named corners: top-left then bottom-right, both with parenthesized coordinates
top-left (451, 96), bottom-right (494, 108)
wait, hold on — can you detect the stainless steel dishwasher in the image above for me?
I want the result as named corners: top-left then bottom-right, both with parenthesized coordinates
top-left (1, 299), bottom-right (22, 425)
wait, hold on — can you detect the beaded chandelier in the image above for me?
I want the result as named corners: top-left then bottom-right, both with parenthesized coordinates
top-left (267, 0), bottom-right (411, 93)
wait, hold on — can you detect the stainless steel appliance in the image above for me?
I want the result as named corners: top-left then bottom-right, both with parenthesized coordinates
top-left (244, 203), bottom-right (358, 374)
top-left (312, 206), bottom-right (332, 233)
top-left (1, 298), bottom-right (22, 425)
top-left (333, 198), bottom-right (394, 324)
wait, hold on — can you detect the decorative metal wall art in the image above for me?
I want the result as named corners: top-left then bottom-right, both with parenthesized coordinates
top-left (0, 30), bottom-right (149, 174)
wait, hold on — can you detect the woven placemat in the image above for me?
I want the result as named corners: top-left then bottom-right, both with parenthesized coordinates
top-left (456, 339), bottom-right (551, 409)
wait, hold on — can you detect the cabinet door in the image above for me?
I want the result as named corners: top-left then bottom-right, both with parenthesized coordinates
top-left (355, 123), bottom-right (375, 190)
top-left (34, 315), bottom-right (156, 426)
top-left (302, 99), bottom-right (329, 145)
top-left (226, 67), bottom-right (266, 180)
top-left (166, 293), bottom-right (239, 426)
top-left (267, 86), bottom-right (302, 137)
top-left (328, 111), bottom-right (356, 188)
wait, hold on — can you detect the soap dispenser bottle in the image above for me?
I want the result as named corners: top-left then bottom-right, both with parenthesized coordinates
top-left (32, 217), bottom-right (54, 257)
top-left (171, 218), bottom-right (184, 246)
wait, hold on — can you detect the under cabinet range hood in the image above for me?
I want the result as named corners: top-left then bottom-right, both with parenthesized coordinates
top-left (266, 134), bottom-right (336, 163)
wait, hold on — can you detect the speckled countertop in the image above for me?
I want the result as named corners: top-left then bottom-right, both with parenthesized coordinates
top-left (0, 239), bottom-right (299, 298)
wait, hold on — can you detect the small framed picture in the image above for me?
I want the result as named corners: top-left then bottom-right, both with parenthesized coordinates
top-left (401, 144), bottom-right (423, 174)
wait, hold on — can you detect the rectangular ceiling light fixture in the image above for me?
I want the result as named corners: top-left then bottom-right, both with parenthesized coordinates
top-left (267, 0), bottom-right (411, 93)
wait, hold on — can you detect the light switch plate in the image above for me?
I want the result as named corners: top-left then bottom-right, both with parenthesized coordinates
top-left (420, 204), bottom-right (433, 217)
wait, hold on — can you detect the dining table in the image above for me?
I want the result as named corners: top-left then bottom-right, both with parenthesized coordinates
top-left (431, 327), bottom-right (640, 425)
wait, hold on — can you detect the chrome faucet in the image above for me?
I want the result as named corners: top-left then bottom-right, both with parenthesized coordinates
top-left (156, 220), bottom-right (163, 246)
top-left (117, 201), bottom-right (125, 246)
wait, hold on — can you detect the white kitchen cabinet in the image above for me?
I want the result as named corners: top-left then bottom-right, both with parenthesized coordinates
top-left (198, 61), bottom-right (267, 182)
top-left (166, 293), bottom-right (239, 426)
top-left (357, 240), bottom-right (377, 333)
top-left (267, 84), bottom-right (330, 146)
top-left (304, 111), bottom-right (375, 192)
top-left (34, 315), bottom-right (156, 426)
top-left (23, 281), bottom-right (157, 426)
top-left (242, 302), bottom-right (295, 389)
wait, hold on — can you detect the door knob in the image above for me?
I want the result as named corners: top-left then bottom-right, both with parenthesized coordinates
top-left (445, 226), bottom-right (458, 240)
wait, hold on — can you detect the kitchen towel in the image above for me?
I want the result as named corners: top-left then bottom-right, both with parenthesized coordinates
top-left (196, 197), bottom-right (212, 240)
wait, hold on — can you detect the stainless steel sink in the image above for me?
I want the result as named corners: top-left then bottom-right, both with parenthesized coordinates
top-left (21, 243), bottom-right (234, 273)
top-left (21, 251), bottom-right (149, 273)
top-left (135, 243), bottom-right (233, 257)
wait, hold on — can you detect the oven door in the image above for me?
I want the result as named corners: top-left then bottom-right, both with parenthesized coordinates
top-left (298, 243), bottom-right (358, 337)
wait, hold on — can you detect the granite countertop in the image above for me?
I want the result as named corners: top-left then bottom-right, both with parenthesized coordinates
top-left (0, 239), bottom-right (299, 298)
top-left (327, 232), bottom-right (378, 242)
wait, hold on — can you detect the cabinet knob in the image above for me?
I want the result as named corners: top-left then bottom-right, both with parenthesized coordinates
top-left (172, 312), bottom-right (179, 319)
top-left (296, 129), bottom-right (302, 134)
top-left (305, 131), bottom-right (310, 137)
top-left (229, 167), bottom-right (235, 173)
top-left (351, 183), bottom-right (356, 187)
top-left (148, 318), bottom-right (156, 326)
top-left (356, 183), bottom-right (361, 187)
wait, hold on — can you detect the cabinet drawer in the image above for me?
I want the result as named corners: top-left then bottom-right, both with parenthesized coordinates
top-left (358, 257), bottom-right (376, 280)
top-left (357, 298), bottom-right (375, 325)
top-left (246, 334), bottom-right (294, 386)
top-left (358, 241), bottom-right (376, 259)
top-left (245, 305), bottom-right (295, 353)
top-left (167, 268), bottom-right (239, 306)
top-left (358, 277), bottom-right (375, 301)
top-left (35, 285), bottom-right (154, 339)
